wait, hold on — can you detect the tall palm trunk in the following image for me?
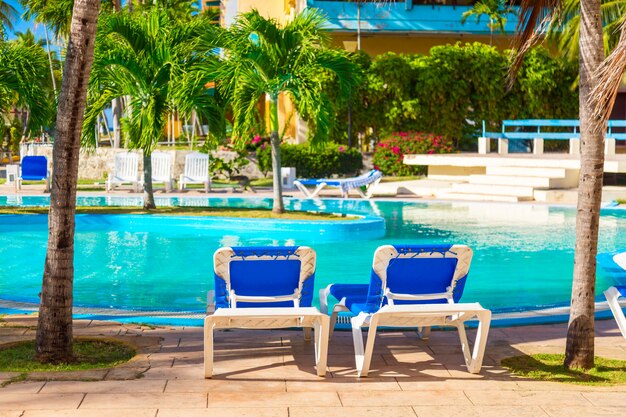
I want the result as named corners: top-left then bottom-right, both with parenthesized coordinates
top-left (142, 151), bottom-right (156, 210)
top-left (269, 95), bottom-right (284, 214)
top-left (36, 0), bottom-right (101, 363)
top-left (565, 0), bottom-right (605, 370)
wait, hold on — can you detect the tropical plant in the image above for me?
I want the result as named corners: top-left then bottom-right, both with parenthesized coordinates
top-left (82, 8), bottom-right (223, 209)
top-left (512, 0), bottom-right (618, 370)
top-left (217, 9), bottom-right (357, 213)
top-left (257, 143), bottom-right (363, 178)
top-left (36, 0), bottom-right (101, 364)
top-left (546, 0), bottom-right (626, 59)
top-left (461, 0), bottom-right (516, 46)
top-left (0, 0), bottom-right (18, 38)
top-left (372, 132), bottom-right (454, 176)
top-left (0, 39), bottom-right (52, 136)
top-left (21, 0), bottom-right (76, 38)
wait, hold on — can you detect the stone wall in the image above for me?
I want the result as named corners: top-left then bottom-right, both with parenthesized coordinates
top-left (22, 145), bottom-right (265, 180)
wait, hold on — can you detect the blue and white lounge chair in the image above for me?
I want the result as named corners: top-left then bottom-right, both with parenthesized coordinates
top-left (294, 169), bottom-right (383, 199)
top-left (17, 156), bottom-right (50, 192)
top-left (604, 252), bottom-right (626, 339)
top-left (204, 246), bottom-right (330, 378)
top-left (320, 244), bottom-right (491, 377)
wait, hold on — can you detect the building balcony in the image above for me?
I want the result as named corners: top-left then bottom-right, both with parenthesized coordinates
top-left (307, 1), bottom-right (521, 35)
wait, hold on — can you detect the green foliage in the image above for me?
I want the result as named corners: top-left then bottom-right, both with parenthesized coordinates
top-left (372, 132), bottom-right (454, 176)
top-left (257, 143), bottom-right (363, 178)
top-left (211, 152), bottom-right (250, 180)
top-left (323, 43), bottom-right (578, 150)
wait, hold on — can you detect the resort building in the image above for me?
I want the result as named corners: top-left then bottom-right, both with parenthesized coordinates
top-left (216, 1), bottom-right (522, 54)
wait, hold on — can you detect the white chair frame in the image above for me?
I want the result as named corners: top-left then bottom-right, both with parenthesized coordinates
top-left (151, 151), bottom-right (174, 192)
top-left (106, 151), bottom-right (142, 192)
top-left (179, 151), bottom-right (210, 192)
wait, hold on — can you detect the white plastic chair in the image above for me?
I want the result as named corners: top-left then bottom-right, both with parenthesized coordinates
top-left (204, 246), bottom-right (329, 378)
top-left (320, 244), bottom-right (491, 377)
top-left (151, 151), bottom-right (174, 192)
top-left (106, 152), bottom-right (142, 192)
top-left (179, 151), bottom-right (210, 192)
top-left (604, 252), bottom-right (626, 339)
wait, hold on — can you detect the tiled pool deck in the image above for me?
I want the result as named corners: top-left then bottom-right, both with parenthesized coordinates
top-left (1, 315), bottom-right (625, 416)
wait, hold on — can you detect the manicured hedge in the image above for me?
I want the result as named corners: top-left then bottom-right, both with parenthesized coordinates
top-left (257, 143), bottom-right (363, 178)
top-left (372, 132), bottom-right (454, 176)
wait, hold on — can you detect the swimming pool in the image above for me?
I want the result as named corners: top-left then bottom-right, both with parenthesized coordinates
top-left (0, 196), bottom-right (623, 324)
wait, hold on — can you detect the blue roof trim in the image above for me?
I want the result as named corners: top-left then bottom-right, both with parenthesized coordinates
top-left (308, 2), bottom-right (520, 35)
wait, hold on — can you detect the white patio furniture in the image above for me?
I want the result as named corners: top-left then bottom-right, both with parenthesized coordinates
top-left (106, 151), bottom-right (142, 192)
top-left (205, 246), bottom-right (329, 378)
top-left (179, 151), bottom-right (210, 192)
top-left (604, 252), bottom-right (626, 339)
top-left (294, 169), bottom-right (383, 199)
top-left (321, 244), bottom-right (492, 377)
top-left (151, 151), bottom-right (174, 192)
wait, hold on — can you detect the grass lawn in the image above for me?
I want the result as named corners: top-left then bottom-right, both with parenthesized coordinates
top-left (0, 339), bottom-right (135, 373)
top-left (502, 354), bottom-right (626, 386)
top-left (0, 206), bottom-right (357, 220)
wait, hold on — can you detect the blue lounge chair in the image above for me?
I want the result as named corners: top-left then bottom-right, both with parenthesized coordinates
top-left (604, 252), bottom-right (626, 339)
top-left (293, 169), bottom-right (383, 199)
top-left (320, 244), bottom-right (491, 376)
top-left (204, 246), bottom-right (330, 378)
top-left (17, 156), bottom-right (50, 192)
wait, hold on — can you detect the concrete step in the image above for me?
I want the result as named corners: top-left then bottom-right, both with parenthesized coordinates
top-left (451, 182), bottom-right (536, 197)
top-left (435, 192), bottom-right (532, 203)
top-left (468, 174), bottom-right (561, 188)
top-left (486, 166), bottom-right (569, 178)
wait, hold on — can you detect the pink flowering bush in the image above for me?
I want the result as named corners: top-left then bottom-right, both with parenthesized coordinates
top-left (372, 132), bottom-right (454, 176)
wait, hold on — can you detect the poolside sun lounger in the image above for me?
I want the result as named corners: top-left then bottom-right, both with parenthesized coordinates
top-left (205, 246), bottom-right (330, 378)
top-left (151, 151), bottom-right (174, 192)
top-left (604, 252), bottom-right (626, 339)
top-left (320, 244), bottom-right (491, 377)
top-left (16, 156), bottom-right (50, 192)
top-left (106, 151), bottom-right (142, 192)
top-left (293, 169), bottom-right (383, 199)
top-left (179, 151), bottom-right (210, 192)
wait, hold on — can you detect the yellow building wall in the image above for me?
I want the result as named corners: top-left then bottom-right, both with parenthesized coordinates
top-left (235, 0), bottom-right (294, 24)
top-left (331, 33), bottom-right (514, 55)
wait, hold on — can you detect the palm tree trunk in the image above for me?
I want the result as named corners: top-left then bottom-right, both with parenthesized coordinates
top-left (36, 0), bottom-right (101, 363)
top-left (269, 95), bottom-right (284, 214)
top-left (112, 98), bottom-right (122, 148)
top-left (565, 0), bottom-right (605, 370)
top-left (142, 151), bottom-right (156, 210)
top-left (43, 24), bottom-right (58, 96)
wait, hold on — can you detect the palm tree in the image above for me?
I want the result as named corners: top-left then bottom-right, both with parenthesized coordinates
top-left (512, 0), bottom-right (609, 370)
top-left (83, 8), bottom-right (223, 209)
top-left (217, 9), bottom-right (357, 214)
top-left (21, 0), bottom-right (76, 38)
top-left (546, 0), bottom-right (626, 59)
top-left (0, 40), bottom-right (52, 135)
top-left (461, 0), bottom-right (516, 46)
top-left (0, 0), bottom-right (18, 37)
top-left (36, 0), bottom-right (101, 364)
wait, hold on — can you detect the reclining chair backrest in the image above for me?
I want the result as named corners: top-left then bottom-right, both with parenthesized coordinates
top-left (21, 156), bottom-right (48, 180)
top-left (362, 244), bottom-right (473, 313)
top-left (184, 152), bottom-right (209, 180)
top-left (213, 246), bottom-right (316, 309)
top-left (114, 152), bottom-right (139, 181)
top-left (151, 151), bottom-right (172, 182)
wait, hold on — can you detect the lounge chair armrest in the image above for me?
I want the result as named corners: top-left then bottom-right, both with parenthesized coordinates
top-left (319, 284), bottom-right (333, 315)
top-left (207, 290), bottom-right (216, 315)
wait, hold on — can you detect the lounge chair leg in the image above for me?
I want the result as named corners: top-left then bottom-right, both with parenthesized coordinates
top-left (351, 313), bottom-right (376, 377)
top-left (456, 322), bottom-right (473, 370)
top-left (204, 316), bottom-right (215, 378)
top-left (314, 315), bottom-right (330, 377)
top-left (418, 326), bottom-right (431, 341)
top-left (303, 327), bottom-right (312, 341)
top-left (605, 287), bottom-right (626, 338)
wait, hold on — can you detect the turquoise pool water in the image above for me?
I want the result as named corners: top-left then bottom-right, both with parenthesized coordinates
top-left (0, 196), bottom-right (624, 315)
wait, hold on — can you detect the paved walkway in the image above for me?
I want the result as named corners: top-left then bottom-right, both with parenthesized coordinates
top-left (1, 315), bottom-right (625, 416)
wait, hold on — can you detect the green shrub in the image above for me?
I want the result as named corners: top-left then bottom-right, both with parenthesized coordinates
top-left (372, 132), bottom-right (454, 176)
top-left (257, 143), bottom-right (363, 178)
